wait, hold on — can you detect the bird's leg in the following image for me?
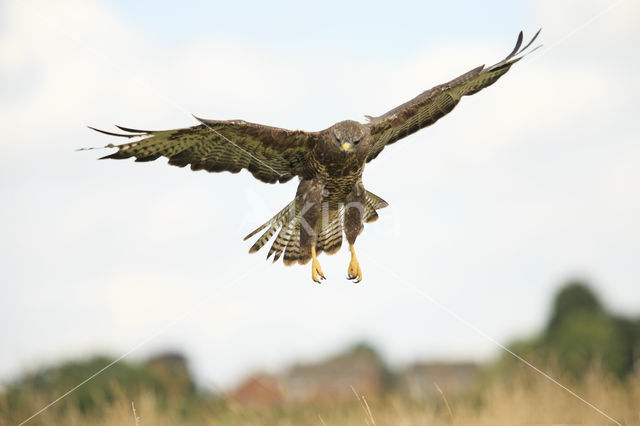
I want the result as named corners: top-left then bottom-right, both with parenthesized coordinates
top-left (311, 245), bottom-right (325, 283)
top-left (347, 244), bottom-right (362, 283)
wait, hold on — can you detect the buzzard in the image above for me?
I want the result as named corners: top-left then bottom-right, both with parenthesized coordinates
top-left (88, 30), bottom-right (540, 283)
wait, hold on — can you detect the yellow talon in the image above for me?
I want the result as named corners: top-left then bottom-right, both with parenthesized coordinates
top-left (311, 246), bottom-right (325, 283)
top-left (347, 244), bottom-right (362, 283)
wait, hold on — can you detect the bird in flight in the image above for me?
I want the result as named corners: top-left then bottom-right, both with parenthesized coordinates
top-left (87, 30), bottom-right (540, 283)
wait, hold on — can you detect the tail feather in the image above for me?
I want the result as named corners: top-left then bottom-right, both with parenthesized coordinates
top-left (245, 201), bottom-right (295, 253)
top-left (248, 223), bottom-right (278, 253)
top-left (284, 221), bottom-right (302, 265)
top-left (268, 219), bottom-right (296, 262)
top-left (316, 209), bottom-right (344, 255)
top-left (364, 191), bottom-right (388, 223)
top-left (245, 190), bottom-right (389, 263)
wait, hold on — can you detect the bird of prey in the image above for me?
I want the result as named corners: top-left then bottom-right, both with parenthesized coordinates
top-left (88, 30), bottom-right (540, 283)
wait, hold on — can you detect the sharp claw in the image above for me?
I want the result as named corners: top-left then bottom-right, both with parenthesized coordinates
top-left (347, 271), bottom-right (362, 283)
top-left (347, 245), bottom-right (362, 283)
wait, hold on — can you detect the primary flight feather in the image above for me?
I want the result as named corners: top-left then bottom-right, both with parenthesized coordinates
top-left (88, 30), bottom-right (540, 283)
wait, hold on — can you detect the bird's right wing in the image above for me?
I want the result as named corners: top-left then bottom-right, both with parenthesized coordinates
top-left (87, 117), bottom-right (320, 184)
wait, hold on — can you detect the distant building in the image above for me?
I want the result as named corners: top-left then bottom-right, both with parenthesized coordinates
top-left (396, 361), bottom-right (479, 399)
top-left (231, 373), bottom-right (284, 406)
top-left (231, 344), bottom-right (388, 405)
top-left (229, 345), bottom-right (480, 405)
top-left (281, 344), bottom-right (387, 402)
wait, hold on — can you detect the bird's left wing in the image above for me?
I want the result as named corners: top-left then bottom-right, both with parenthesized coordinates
top-left (88, 117), bottom-right (319, 183)
top-left (365, 30), bottom-right (540, 162)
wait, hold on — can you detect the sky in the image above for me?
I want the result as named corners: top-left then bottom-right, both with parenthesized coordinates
top-left (1, 0), bottom-right (639, 391)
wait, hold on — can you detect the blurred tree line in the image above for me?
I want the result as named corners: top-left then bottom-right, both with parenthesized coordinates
top-left (497, 280), bottom-right (640, 379)
top-left (0, 352), bottom-right (208, 424)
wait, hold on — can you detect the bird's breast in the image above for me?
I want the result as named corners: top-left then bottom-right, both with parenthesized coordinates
top-left (305, 152), bottom-right (364, 202)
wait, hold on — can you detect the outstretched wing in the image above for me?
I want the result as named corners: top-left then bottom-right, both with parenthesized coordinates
top-left (365, 30), bottom-right (541, 162)
top-left (89, 117), bottom-right (319, 183)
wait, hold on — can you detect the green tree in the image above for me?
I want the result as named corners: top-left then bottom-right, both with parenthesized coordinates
top-left (547, 280), bottom-right (603, 332)
top-left (497, 280), bottom-right (640, 380)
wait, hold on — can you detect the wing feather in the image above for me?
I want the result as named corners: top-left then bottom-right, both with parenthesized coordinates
top-left (91, 118), bottom-right (318, 184)
top-left (365, 30), bottom-right (541, 162)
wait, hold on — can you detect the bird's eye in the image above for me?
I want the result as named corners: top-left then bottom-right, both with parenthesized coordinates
top-left (353, 139), bottom-right (361, 145)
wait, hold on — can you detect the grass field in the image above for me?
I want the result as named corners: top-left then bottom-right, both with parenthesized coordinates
top-left (4, 364), bottom-right (638, 426)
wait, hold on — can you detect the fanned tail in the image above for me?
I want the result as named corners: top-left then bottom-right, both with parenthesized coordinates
top-left (244, 190), bottom-right (388, 264)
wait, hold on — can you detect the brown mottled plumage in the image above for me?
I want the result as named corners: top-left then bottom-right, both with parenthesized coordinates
top-left (87, 30), bottom-right (540, 283)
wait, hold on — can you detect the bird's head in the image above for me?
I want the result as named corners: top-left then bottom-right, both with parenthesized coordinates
top-left (331, 120), bottom-right (368, 156)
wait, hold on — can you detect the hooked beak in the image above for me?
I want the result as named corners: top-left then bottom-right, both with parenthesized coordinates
top-left (341, 142), bottom-right (354, 155)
